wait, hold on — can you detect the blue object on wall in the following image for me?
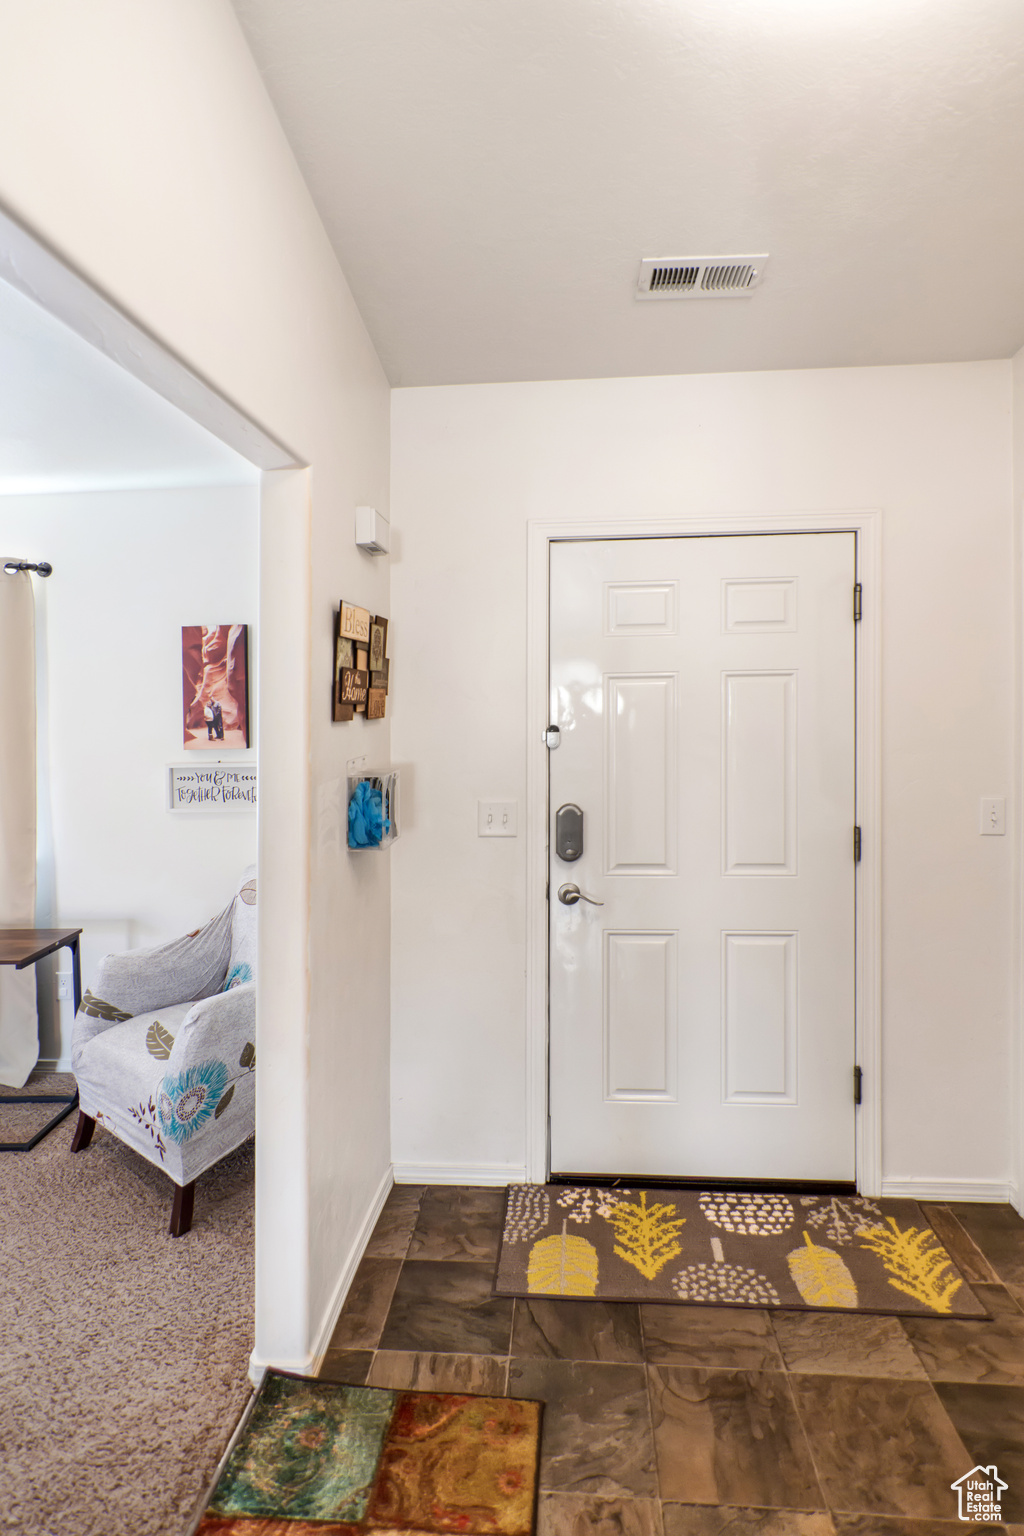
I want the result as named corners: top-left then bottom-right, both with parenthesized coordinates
top-left (348, 778), bottom-right (390, 848)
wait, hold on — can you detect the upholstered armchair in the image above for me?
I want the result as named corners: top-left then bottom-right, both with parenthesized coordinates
top-left (70, 868), bottom-right (256, 1236)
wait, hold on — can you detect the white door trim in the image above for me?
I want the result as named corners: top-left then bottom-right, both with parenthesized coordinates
top-left (0, 204), bottom-right (299, 471)
top-left (526, 510), bottom-right (882, 1195)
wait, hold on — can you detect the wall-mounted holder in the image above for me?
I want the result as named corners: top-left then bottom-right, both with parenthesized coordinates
top-left (348, 770), bottom-right (400, 850)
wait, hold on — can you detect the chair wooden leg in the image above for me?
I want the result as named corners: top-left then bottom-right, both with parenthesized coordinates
top-left (169, 1180), bottom-right (195, 1238)
top-left (70, 1111), bottom-right (95, 1152)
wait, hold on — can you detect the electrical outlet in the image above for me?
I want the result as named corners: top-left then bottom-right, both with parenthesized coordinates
top-left (980, 797), bottom-right (1006, 836)
top-left (478, 801), bottom-right (517, 837)
top-left (56, 973), bottom-right (73, 1001)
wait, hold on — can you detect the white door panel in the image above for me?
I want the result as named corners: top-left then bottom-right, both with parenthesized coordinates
top-left (606, 674), bottom-right (678, 873)
top-left (549, 533), bottom-right (856, 1181)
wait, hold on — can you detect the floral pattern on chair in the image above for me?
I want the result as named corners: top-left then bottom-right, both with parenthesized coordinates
top-left (70, 867), bottom-right (256, 1235)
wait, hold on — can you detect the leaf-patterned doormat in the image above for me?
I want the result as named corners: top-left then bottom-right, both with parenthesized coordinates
top-left (495, 1187), bottom-right (988, 1318)
top-left (193, 1369), bottom-right (543, 1536)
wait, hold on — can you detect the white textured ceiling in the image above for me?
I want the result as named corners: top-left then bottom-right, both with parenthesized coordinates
top-left (231, 0), bottom-right (1024, 386)
top-left (0, 278), bottom-right (258, 494)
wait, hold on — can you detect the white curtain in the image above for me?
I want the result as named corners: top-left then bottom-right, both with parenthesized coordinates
top-left (0, 566), bottom-right (38, 1087)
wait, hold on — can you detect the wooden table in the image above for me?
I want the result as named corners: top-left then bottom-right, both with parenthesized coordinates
top-left (0, 927), bottom-right (82, 1151)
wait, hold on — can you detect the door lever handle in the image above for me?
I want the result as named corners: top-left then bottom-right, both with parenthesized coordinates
top-left (557, 883), bottom-right (604, 907)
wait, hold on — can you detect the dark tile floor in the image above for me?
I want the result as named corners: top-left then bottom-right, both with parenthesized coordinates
top-left (320, 1187), bottom-right (1024, 1534)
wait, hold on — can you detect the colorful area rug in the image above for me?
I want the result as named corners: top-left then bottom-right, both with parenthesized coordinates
top-left (195, 1370), bottom-right (542, 1535)
top-left (495, 1187), bottom-right (987, 1318)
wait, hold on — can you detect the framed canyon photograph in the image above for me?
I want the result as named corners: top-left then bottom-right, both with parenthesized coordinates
top-left (182, 624), bottom-right (250, 750)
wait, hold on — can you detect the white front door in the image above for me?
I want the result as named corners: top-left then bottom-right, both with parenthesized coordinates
top-left (548, 532), bottom-right (857, 1182)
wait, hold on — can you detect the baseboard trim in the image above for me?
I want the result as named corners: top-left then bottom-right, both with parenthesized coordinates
top-left (881, 1177), bottom-right (1014, 1203)
top-left (392, 1162), bottom-right (527, 1187)
top-left (309, 1163), bottom-right (395, 1375)
top-left (248, 1162), bottom-right (395, 1387)
top-left (36, 1057), bottom-right (73, 1074)
top-left (247, 1350), bottom-right (307, 1388)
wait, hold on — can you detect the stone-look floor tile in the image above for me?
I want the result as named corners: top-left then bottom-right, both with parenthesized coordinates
top-left (406, 1184), bottom-right (507, 1263)
top-left (316, 1348), bottom-right (372, 1384)
top-left (508, 1359), bottom-right (657, 1498)
top-left (834, 1518), bottom-right (1017, 1534)
top-left (663, 1510), bottom-right (836, 1535)
top-left (920, 1204), bottom-right (1001, 1285)
top-left (538, 1493), bottom-right (665, 1535)
top-left (512, 1299), bottom-right (644, 1363)
top-left (378, 1259), bottom-right (514, 1355)
top-left (648, 1368), bottom-right (823, 1510)
top-left (327, 1256), bottom-right (401, 1350)
top-left (366, 1349), bottom-right (507, 1394)
top-left (902, 1284), bottom-right (1024, 1384)
top-left (789, 1375), bottom-right (972, 1519)
top-left (934, 1381), bottom-right (1024, 1524)
top-left (771, 1311), bottom-right (926, 1379)
top-left (943, 1204), bottom-right (1024, 1288)
top-left (364, 1185), bottom-right (424, 1259)
top-left (641, 1305), bottom-right (782, 1371)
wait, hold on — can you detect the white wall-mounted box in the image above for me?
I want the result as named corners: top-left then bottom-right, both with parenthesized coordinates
top-left (355, 505), bottom-right (390, 555)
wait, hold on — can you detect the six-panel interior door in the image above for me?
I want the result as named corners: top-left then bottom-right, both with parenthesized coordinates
top-left (548, 533), bottom-right (857, 1181)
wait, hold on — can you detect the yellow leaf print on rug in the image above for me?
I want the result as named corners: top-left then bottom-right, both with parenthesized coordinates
top-left (857, 1217), bottom-right (963, 1314)
top-left (787, 1231), bottom-right (858, 1308)
top-left (606, 1192), bottom-right (686, 1281)
top-left (527, 1222), bottom-right (598, 1296)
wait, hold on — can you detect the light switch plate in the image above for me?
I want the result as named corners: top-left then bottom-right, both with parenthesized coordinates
top-left (980, 797), bottom-right (1006, 835)
top-left (478, 801), bottom-right (517, 837)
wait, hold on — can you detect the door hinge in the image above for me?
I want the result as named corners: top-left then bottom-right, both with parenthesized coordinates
top-left (853, 825), bottom-right (862, 862)
top-left (854, 1065), bottom-right (863, 1105)
top-left (853, 583), bottom-right (863, 622)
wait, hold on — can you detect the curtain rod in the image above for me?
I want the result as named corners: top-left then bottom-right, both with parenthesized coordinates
top-left (3, 560), bottom-right (52, 577)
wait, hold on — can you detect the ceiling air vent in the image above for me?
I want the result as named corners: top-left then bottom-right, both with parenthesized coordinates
top-left (637, 254), bottom-right (769, 300)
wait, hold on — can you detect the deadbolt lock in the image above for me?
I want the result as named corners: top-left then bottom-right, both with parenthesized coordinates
top-left (555, 803), bottom-right (584, 861)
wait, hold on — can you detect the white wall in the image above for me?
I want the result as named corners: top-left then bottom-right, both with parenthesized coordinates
top-left (391, 361), bottom-right (1016, 1196)
top-left (0, 0), bottom-right (391, 1372)
top-left (0, 485), bottom-right (258, 1064)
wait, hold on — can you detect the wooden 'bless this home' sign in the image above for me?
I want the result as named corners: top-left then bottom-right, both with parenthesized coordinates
top-left (333, 604), bottom-right (389, 722)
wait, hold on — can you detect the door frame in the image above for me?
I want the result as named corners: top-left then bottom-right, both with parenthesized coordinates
top-left (525, 510), bottom-right (881, 1194)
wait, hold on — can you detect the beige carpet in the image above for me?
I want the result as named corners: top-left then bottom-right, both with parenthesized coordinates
top-left (0, 1073), bottom-right (254, 1536)
top-left (0, 1069), bottom-right (77, 1144)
